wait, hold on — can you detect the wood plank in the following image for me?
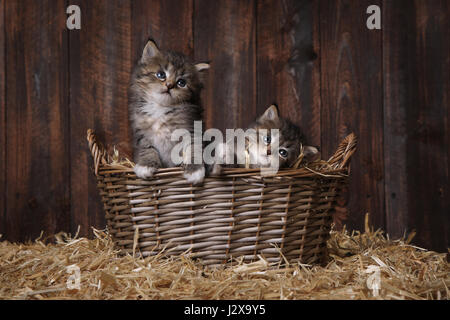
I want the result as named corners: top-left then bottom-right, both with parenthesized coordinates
top-left (0, 0), bottom-right (5, 238)
top-left (69, 0), bottom-right (132, 237)
top-left (320, 0), bottom-right (385, 232)
top-left (4, 0), bottom-right (70, 241)
top-left (194, 0), bottom-right (256, 131)
top-left (131, 0), bottom-right (194, 63)
top-left (382, 0), bottom-right (415, 243)
top-left (383, 0), bottom-right (449, 251)
top-left (256, 0), bottom-right (321, 147)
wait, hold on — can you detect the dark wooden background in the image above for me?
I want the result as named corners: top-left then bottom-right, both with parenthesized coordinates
top-left (0, 0), bottom-right (448, 253)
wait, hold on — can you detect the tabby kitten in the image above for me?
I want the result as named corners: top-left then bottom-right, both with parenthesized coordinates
top-left (129, 40), bottom-right (209, 184)
top-left (211, 105), bottom-right (319, 174)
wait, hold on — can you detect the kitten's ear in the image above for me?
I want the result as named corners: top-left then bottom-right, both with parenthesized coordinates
top-left (260, 105), bottom-right (279, 121)
top-left (195, 63), bottom-right (210, 72)
top-left (303, 145), bottom-right (320, 162)
top-left (141, 39), bottom-right (160, 62)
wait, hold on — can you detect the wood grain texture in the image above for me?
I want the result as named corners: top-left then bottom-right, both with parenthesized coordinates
top-left (383, 0), bottom-right (449, 251)
top-left (320, 0), bottom-right (384, 232)
top-left (257, 0), bottom-right (321, 147)
top-left (194, 0), bottom-right (257, 131)
top-left (131, 0), bottom-right (194, 63)
top-left (382, 0), bottom-right (415, 243)
top-left (69, 0), bottom-right (132, 237)
top-left (4, 0), bottom-right (70, 241)
top-left (0, 0), bottom-right (5, 237)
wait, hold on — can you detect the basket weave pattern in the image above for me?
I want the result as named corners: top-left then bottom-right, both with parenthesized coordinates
top-left (87, 130), bottom-right (356, 266)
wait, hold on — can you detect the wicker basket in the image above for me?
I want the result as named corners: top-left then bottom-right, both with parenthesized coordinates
top-left (87, 130), bottom-right (357, 266)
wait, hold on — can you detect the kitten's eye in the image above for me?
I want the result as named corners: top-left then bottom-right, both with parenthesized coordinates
top-left (177, 79), bottom-right (186, 88)
top-left (279, 149), bottom-right (288, 158)
top-left (156, 71), bottom-right (166, 80)
top-left (263, 136), bottom-right (271, 145)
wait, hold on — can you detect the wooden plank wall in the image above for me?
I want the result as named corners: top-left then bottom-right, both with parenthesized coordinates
top-left (320, 0), bottom-right (385, 233)
top-left (195, 0), bottom-right (257, 131)
top-left (0, 0), bottom-right (4, 240)
top-left (0, 0), bottom-right (448, 252)
top-left (69, 0), bottom-right (132, 243)
top-left (3, 0), bottom-right (70, 241)
top-left (383, 0), bottom-right (449, 252)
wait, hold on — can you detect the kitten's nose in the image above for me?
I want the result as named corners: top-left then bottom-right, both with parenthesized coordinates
top-left (166, 81), bottom-right (175, 89)
top-left (267, 145), bottom-right (271, 155)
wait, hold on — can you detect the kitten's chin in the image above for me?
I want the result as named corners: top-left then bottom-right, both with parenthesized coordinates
top-left (156, 93), bottom-right (175, 105)
top-left (147, 91), bottom-right (177, 106)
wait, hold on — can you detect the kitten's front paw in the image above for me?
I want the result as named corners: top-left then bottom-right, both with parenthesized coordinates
top-left (183, 165), bottom-right (205, 185)
top-left (134, 164), bottom-right (157, 179)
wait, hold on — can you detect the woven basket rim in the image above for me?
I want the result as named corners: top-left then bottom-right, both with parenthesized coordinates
top-left (86, 129), bottom-right (357, 179)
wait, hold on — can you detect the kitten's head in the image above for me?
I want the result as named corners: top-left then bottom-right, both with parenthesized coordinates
top-left (131, 40), bottom-right (209, 106)
top-left (247, 105), bottom-right (319, 168)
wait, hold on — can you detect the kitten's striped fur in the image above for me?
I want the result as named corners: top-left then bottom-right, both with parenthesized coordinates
top-left (129, 40), bottom-right (209, 184)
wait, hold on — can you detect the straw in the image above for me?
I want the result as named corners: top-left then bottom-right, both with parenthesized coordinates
top-left (0, 214), bottom-right (448, 300)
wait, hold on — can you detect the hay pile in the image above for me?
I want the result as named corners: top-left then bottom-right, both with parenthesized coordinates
top-left (0, 215), bottom-right (448, 300)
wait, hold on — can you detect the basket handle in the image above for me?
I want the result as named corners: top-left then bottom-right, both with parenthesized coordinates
top-left (327, 133), bottom-right (357, 172)
top-left (87, 129), bottom-right (108, 176)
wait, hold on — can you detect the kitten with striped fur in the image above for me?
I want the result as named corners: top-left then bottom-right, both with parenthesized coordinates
top-left (129, 40), bottom-right (209, 184)
top-left (211, 105), bottom-right (319, 174)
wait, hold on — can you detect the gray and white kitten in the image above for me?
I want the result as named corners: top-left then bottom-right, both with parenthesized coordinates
top-left (129, 40), bottom-right (209, 184)
top-left (212, 105), bottom-right (319, 173)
